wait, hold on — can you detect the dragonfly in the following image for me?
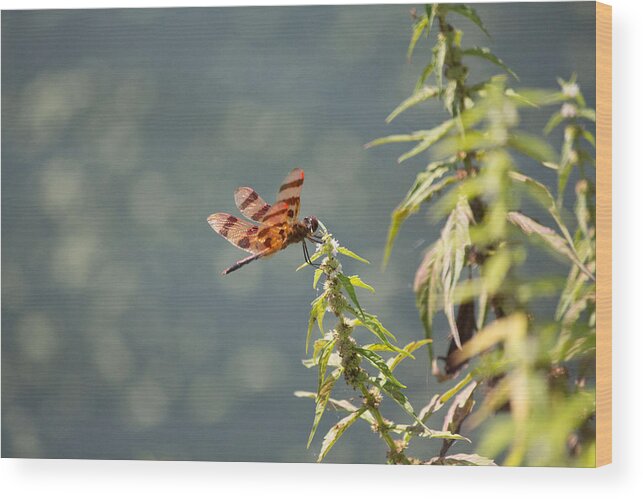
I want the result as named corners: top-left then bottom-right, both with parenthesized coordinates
top-left (208, 168), bottom-right (323, 275)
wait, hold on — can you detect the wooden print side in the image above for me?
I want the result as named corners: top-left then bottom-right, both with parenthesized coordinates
top-left (595, 0), bottom-right (612, 468)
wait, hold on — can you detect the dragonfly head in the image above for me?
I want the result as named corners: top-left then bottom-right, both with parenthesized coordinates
top-left (302, 216), bottom-right (319, 234)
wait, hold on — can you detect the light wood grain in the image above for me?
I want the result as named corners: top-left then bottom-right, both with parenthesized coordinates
top-left (595, 1), bottom-right (612, 468)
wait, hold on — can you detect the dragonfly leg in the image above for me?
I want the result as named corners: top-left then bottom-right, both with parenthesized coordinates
top-left (302, 241), bottom-right (320, 268)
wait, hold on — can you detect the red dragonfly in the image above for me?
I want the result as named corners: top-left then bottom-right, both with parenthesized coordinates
top-left (208, 168), bottom-right (322, 275)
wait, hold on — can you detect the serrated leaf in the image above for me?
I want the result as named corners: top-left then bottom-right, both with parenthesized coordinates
top-left (338, 273), bottom-right (364, 318)
top-left (442, 197), bottom-right (474, 349)
top-left (359, 313), bottom-right (397, 342)
top-left (416, 59), bottom-right (437, 91)
top-left (313, 268), bottom-right (323, 289)
top-left (439, 381), bottom-right (477, 456)
top-left (383, 164), bottom-right (457, 267)
top-left (306, 292), bottom-right (327, 354)
top-left (407, 15), bottom-right (428, 61)
top-left (295, 391), bottom-right (377, 426)
top-left (398, 120), bottom-right (455, 163)
top-left (388, 338), bottom-right (432, 371)
top-left (357, 348), bottom-right (406, 388)
top-left (369, 376), bottom-right (429, 432)
top-left (364, 130), bottom-right (432, 149)
top-left (435, 35), bottom-right (447, 89)
top-left (338, 246), bottom-right (369, 264)
top-left (443, 4), bottom-right (490, 37)
top-left (353, 314), bottom-right (407, 357)
top-left (425, 4), bottom-right (438, 40)
top-left (348, 275), bottom-right (374, 293)
top-left (363, 343), bottom-right (397, 352)
top-left (509, 171), bottom-right (576, 252)
top-left (307, 367), bottom-right (342, 448)
top-left (462, 47), bottom-right (518, 80)
top-left (318, 407), bottom-right (367, 462)
top-left (317, 338), bottom-right (337, 395)
top-left (507, 211), bottom-right (595, 280)
top-left (386, 86), bottom-right (440, 123)
top-left (439, 372), bottom-right (475, 405)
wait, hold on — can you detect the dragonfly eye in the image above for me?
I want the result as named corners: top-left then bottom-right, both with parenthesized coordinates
top-left (306, 216), bottom-right (319, 233)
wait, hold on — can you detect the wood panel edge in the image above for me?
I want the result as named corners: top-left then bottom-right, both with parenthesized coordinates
top-left (595, 0), bottom-right (612, 468)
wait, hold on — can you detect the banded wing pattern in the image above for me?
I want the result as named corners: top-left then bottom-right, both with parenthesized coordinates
top-left (276, 167), bottom-right (304, 223)
top-left (207, 202), bottom-right (290, 257)
top-left (208, 167), bottom-right (313, 275)
top-left (207, 214), bottom-right (262, 254)
top-left (234, 187), bottom-right (271, 222)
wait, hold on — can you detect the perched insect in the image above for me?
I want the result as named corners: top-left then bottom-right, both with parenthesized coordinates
top-left (208, 168), bottom-right (323, 275)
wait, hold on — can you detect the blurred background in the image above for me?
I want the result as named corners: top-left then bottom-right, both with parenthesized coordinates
top-left (2, 3), bottom-right (595, 463)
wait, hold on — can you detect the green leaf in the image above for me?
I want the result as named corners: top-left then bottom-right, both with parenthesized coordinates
top-left (296, 392), bottom-right (377, 426)
top-left (307, 367), bottom-right (343, 448)
top-left (407, 15), bottom-right (428, 61)
top-left (364, 130), bottom-right (434, 149)
top-left (580, 129), bottom-right (596, 148)
top-left (317, 338), bottom-right (337, 395)
top-left (388, 339), bottom-right (432, 371)
top-left (337, 246), bottom-right (370, 264)
top-left (443, 4), bottom-right (491, 38)
top-left (476, 286), bottom-right (488, 331)
top-left (386, 86), bottom-right (440, 123)
top-left (353, 314), bottom-right (406, 356)
top-left (312, 268), bottom-right (323, 289)
top-left (509, 171), bottom-right (576, 252)
top-left (442, 381), bottom-right (477, 444)
top-left (348, 275), bottom-right (374, 293)
top-left (449, 314), bottom-right (527, 366)
top-left (577, 108), bottom-right (596, 122)
top-left (504, 88), bottom-right (539, 108)
top-left (507, 211), bottom-right (595, 280)
top-left (435, 35), bottom-right (447, 89)
top-left (306, 292), bottom-right (327, 354)
top-left (425, 4), bottom-right (438, 40)
top-left (415, 59), bottom-right (436, 91)
top-left (359, 312), bottom-right (397, 342)
top-left (383, 163), bottom-right (457, 267)
top-left (544, 111), bottom-right (565, 135)
top-left (506, 88), bottom-right (564, 106)
top-left (442, 197), bottom-right (474, 349)
top-left (363, 343), bottom-right (397, 353)
top-left (337, 274), bottom-right (364, 318)
top-left (414, 243), bottom-right (442, 367)
top-left (318, 407), bottom-right (367, 462)
top-left (369, 377), bottom-right (430, 433)
top-left (296, 248), bottom-right (323, 271)
top-left (462, 47), bottom-right (518, 80)
top-left (357, 348), bottom-right (406, 388)
top-left (439, 372), bottom-right (475, 405)
top-left (507, 132), bottom-right (557, 163)
top-left (397, 120), bottom-right (454, 163)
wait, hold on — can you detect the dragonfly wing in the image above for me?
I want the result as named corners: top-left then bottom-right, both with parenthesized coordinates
top-left (207, 213), bottom-right (261, 254)
top-left (274, 167), bottom-right (304, 223)
top-left (234, 187), bottom-right (272, 222)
